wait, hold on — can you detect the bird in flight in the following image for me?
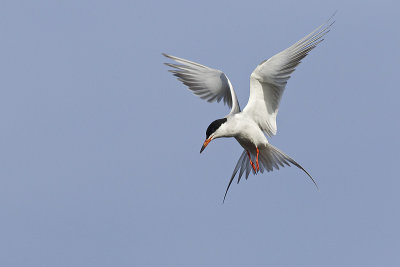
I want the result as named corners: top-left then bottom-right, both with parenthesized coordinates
top-left (163, 17), bottom-right (334, 202)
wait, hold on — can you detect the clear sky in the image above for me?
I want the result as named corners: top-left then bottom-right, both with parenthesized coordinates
top-left (1, 0), bottom-right (399, 266)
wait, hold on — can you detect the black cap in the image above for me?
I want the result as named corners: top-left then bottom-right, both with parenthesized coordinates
top-left (206, 118), bottom-right (227, 139)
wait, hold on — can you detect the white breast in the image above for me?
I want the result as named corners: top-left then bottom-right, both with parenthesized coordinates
top-left (226, 113), bottom-right (269, 152)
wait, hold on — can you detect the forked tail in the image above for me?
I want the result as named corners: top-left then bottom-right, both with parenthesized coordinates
top-left (223, 144), bottom-right (317, 202)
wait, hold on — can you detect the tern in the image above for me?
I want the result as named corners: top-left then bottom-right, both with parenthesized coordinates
top-left (163, 17), bottom-right (333, 201)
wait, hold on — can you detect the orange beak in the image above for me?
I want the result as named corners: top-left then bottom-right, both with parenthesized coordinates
top-left (200, 137), bottom-right (212, 153)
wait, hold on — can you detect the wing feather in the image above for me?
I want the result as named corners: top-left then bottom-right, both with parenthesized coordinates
top-left (243, 17), bottom-right (334, 136)
top-left (163, 53), bottom-right (240, 114)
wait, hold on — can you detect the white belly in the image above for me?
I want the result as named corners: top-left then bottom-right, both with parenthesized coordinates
top-left (228, 114), bottom-right (269, 152)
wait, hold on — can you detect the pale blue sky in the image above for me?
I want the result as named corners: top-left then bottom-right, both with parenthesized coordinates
top-left (1, 0), bottom-right (399, 266)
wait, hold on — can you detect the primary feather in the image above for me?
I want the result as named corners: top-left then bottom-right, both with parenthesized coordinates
top-left (243, 20), bottom-right (334, 136)
top-left (163, 53), bottom-right (241, 114)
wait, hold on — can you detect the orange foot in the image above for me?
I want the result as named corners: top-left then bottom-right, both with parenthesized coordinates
top-left (256, 147), bottom-right (260, 172)
top-left (247, 150), bottom-right (257, 173)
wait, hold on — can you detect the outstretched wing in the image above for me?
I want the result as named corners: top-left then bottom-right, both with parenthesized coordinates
top-left (163, 53), bottom-right (241, 114)
top-left (243, 17), bottom-right (334, 136)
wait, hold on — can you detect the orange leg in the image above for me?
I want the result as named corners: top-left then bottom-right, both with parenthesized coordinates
top-left (246, 151), bottom-right (257, 173)
top-left (256, 147), bottom-right (260, 172)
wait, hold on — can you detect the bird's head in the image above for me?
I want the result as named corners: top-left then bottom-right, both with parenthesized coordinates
top-left (200, 118), bottom-right (227, 153)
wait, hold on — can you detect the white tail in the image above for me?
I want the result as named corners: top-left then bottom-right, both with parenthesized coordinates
top-left (223, 144), bottom-right (317, 202)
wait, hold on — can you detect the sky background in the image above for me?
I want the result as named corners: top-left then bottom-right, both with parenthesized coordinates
top-left (1, 0), bottom-right (399, 266)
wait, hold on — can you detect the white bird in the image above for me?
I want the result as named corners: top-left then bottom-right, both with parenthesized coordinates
top-left (163, 17), bottom-right (334, 202)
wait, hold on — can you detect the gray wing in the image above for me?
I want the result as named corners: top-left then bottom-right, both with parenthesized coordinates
top-left (243, 16), bottom-right (334, 136)
top-left (163, 53), bottom-right (241, 114)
